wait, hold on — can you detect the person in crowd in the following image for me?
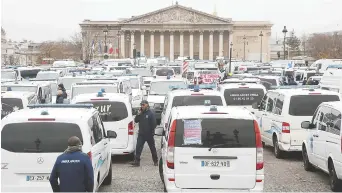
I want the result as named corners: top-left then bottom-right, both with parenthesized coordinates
top-left (131, 100), bottom-right (158, 167)
top-left (302, 77), bottom-right (307, 85)
top-left (56, 84), bottom-right (67, 104)
top-left (49, 136), bottom-right (94, 192)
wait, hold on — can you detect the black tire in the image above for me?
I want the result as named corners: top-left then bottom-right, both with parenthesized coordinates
top-left (103, 163), bottom-right (112, 185)
top-left (262, 141), bottom-right (266, 148)
top-left (328, 160), bottom-right (342, 192)
top-left (302, 145), bottom-right (314, 171)
top-left (128, 152), bottom-right (135, 161)
top-left (159, 158), bottom-right (164, 183)
top-left (273, 136), bottom-right (283, 159)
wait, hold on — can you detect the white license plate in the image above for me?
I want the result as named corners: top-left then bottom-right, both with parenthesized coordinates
top-left (26, 175), bottom-right (50, 182)
top-left (201, 160), bottom-right (230, 167)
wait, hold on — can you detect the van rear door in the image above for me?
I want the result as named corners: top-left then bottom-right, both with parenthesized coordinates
top-left (78, 101), bottom-right (130, 149)
top-left (174, 118), bottom-right (257, 189)
top-left (1, 122), bottom-right (83, 191)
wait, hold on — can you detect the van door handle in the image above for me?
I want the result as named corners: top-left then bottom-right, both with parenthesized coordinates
top-left (104, 142), bottom-right (108, 145)
top-left (210, 174), bottom-right (220, 180)
top-left (313, 134), bottom-right (319, 137)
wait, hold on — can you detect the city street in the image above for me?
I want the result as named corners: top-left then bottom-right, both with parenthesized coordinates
top-left (100, 136), bottom-right (332, 192)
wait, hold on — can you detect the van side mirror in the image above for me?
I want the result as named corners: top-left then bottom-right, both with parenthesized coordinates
top-left (107, 130), bottom-right (117, 138)
top-left (301, 121), bottom-right (314, 129)
top-left (252, 102), bottom-right (259, 109)
top-left (155, 126), bottom-right (164, 136)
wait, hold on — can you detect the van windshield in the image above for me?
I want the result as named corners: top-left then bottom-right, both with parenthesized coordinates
top-left (174, 118), bottom-right (256, 148)
top-left (224, 88), bottom-right (265, 106)
top-left (1, 98), bottom-right (24, 119)
top-left (1, 122), bottom-right (83, 153)
top-left (78, 101), bottom-right (128, 122)
top-left (289, 95), bottom-right (340, 116)
top-left (172, 96), bottom-right (223, 107)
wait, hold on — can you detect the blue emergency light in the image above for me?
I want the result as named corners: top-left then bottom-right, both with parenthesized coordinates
top-left (27, 104), bottom-right (93, 109)
top-left (188, 83), bottom-right (217, 90)
top-left (167, 75), bottom-right (171, 79)
top-left (101, 88), bottom-right (106, 93)
top-left (126, 74), bottom-right (139, 76)
top-left (41, 110), bottom-right (49, 115)
top-left (193, 85), bottom-right (200, 92)
top-left (270, 85), bottom-right (320, 90)
top-left (209, 105), bottom-right (218, 111)
top-left (97, 91), bottom-right (104, 97)
top-left (7, 87), bottom-right (12, 91)
top-left (169, 85), bottom-right (188, 90)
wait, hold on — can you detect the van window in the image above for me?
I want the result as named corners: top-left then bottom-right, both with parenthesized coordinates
top-left (78, 101), bottom-right (128, 122)
top-left (92, 115), bottom-right (103, 143)
top-left (266, 96), bottom-right (275, 112)
top-left (328, 109), bottom-right (341, 135)
top-left (274, 95), bottom-right (284, 115)
top-left (1, 122), bottom-right (83, 153)
top-left (224, 88), bottom-right (264, 106)
top-left (1, 98), bottom-right (24, 119)
top-left (289, 95), bottom-right (340, 116)
top-left (156, 68), bottom-right (174, 76)
top-left (174, 118), bottom-right (256, 148)
top-left (172, 96), bottom-right (223, 107)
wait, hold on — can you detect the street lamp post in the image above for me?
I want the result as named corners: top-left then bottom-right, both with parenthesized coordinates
top-left (103, 26), bottom-right (109, 59)
top-left (126, 34), bottom-right (130, 58)
top-left (243, 35), bottom-right (246, 61)
top-left (229, 42), bottom-right (233, 73)
top-left (259, 31), bottom-right (263, 63)
top-left (282, 26), bottom-right (288, 60)
top-left (133, 42), bottom-right (136, 66)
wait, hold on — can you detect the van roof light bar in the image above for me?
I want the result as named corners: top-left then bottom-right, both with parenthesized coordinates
top-left (27, 104), bottom-right (93, 109)
top-left (270, 85), bottom-right (320, 89)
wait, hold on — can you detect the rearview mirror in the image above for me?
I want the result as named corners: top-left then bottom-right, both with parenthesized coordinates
top-left (155, 126), bottom-right (164, 136)
top-left (252, 102), bottom-right (259, 109)
top-left (107, 130), bottom-right (117, 138)
top-left (301, 121), bottom-right (313, 129)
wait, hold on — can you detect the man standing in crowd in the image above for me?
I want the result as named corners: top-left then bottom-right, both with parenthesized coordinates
top-left (49, 136), bottom-right (94, 192)
top-left (56, 84), bottom-right (67, 104)
top-left (131, 100), bottom-right (158, 167)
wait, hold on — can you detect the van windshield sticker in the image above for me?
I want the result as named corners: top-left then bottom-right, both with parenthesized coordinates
top-left (183, 119), bottom-right (202, 145)
top-left (94, 104), bottom-right (112, 115)
top-left (229, 93), bottom-right (259, 101)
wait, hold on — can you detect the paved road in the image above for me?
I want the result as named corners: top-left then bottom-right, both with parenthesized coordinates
top-left (99, 136), bottom-right (332, 192)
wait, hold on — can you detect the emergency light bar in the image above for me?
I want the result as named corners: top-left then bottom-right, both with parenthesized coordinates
top-left (169, 85), bottom-right (189, 90)
top-left (270, 85), bottom-right (320, 90)
top-left (188, 83), bottom-right (217, 89)
top-left (27, 104), bottom-right (93, 109)
top-left (123, 74), bottom-right (139, 76)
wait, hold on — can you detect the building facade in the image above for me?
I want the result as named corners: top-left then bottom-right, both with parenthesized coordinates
top-left (80, 3), bottom-right (273, 62)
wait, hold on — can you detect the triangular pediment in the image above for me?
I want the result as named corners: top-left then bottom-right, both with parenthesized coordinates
top-left (122, 4), bottom-right (231, 24)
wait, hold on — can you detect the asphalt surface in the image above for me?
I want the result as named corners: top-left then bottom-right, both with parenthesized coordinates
top-left (99, 135), bottom-right (332, 192)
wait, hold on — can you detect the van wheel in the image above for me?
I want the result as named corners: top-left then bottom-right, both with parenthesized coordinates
top-left (328, 160), bottom-right (342, 192)
top-left (302, 145), bottom-right (314, 171)
top-left (159, 158), bottom-right (164, 183)
top-left (128, 152), bottom-right (135, 161)
top-left (103, 163), bottom-right (112, 185)
top-left (273, 136), bottom-right (283, 159)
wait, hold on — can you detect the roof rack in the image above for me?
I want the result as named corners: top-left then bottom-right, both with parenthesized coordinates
top-left (27, 104), bottom-right (93, 109)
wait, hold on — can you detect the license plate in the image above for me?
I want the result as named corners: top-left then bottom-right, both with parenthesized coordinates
top-left (26, 175), bottom-right (50, 182)
top-left (201, 160), bottom-right (230, 167)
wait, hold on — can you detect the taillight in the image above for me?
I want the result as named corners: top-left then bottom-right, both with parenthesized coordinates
top-left (254, 120), bottom-right (264, 170)
top-left (90, 98), bottom-right (109, 101)
top-left (167, 120), bottom-right (177, 169)
top-left (128, 121), bottom-right (134, 135)
top-left (87, 151), bottom-right (92, 160)
top-left (282, 122), bottom-right (290, 133)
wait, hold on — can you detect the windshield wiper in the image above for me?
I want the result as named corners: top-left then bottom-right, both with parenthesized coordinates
top-left (208, 142), bottom-right (242, 151)
top-left (24, 148), bottom-right (43, 152)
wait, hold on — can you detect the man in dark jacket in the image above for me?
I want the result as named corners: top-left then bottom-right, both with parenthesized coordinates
top-left (131, 100), bottom-right (158, 167)
top-left (49, 136), bottom-right (94, 192)
top-left (56, 84), bottom-right (67, 104)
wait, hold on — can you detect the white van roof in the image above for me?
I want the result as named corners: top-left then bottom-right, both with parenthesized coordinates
top-left (72, 93), bottom-right (130, 103)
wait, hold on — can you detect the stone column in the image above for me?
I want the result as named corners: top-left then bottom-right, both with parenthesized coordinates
top-left (150, 31), bottom-right (154, 58)
top-left (130, 31), bottom-right (135, 58)
top-left (189, 31), bottom-right (194, 59)
top-left (160, 31), bottom-right (164, 57)
top-left (170, 31), bottom-right (174, 61)
top-left (120, 31), bottom-right (125, 58)
top-left (179, 31), bottom-right (184, 57)
top-left (209, 30), bottom-right (214, 60)
top-left (229, 31), bottom-right (234, 59)
top-left (219, 30), bottom-right (224, 57)
top-left (199, 30), bottom-right (204, 60)
top-left (81, 31), bottom-right (87, 61)
top-left (140, 30), bottom-right (144, 57)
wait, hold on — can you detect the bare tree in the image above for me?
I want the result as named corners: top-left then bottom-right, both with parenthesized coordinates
top-left (307, 32), bottom-right (342, 59)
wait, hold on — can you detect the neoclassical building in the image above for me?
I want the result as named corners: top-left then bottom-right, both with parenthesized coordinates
top-left (80, 2), bottom-right (273, 62)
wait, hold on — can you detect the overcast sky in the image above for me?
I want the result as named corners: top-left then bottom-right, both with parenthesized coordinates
top-left (1, 0), bottom-right (341, 42)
